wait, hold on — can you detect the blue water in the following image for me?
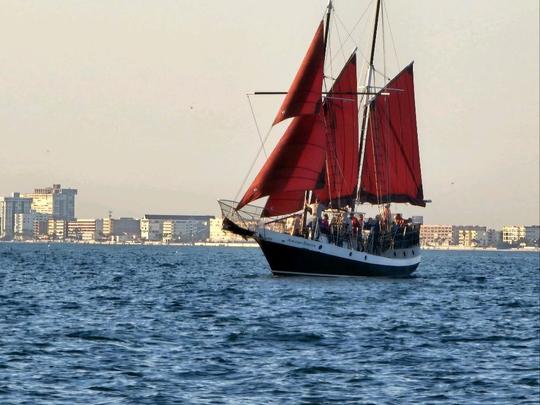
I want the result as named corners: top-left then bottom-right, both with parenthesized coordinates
top-left (0, 244), bottom-right (538, 404)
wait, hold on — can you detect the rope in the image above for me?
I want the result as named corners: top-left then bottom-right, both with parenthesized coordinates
top-left (331, 1), bottom-right (374, 66)
top-left (246, 94), bottom-right (267, 158)
top-left (382, 1), bottom-right (401, 72)
top-left (234, 120), bottom-right (273, 202)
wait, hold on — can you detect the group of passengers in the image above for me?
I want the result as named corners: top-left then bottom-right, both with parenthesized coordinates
top-left (287, 199), bottom-right (418, 253)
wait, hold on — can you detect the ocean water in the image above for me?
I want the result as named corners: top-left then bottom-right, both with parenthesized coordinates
top-left (0, 243), bottom-right (538, 404)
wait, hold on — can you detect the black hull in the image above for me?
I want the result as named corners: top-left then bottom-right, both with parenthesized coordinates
top-left (257, 238), bottom-right (419, 277)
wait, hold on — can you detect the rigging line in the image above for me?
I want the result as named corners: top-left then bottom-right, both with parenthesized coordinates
top-left (381, 0), bottom-right (387, 86)
top-left (383, 94), bottom-right (391, 205)
top-left (332, 9), bottom-right (348, 67)
top-left (330, 0), bottom-right (374, 65)
top-left (369, 109), bottom-right (381, 206)
top-left (246, 94), bottom-right (267, 158)
top-left (234, 123), bottom-right (273, 202)
top-left (382, 0), bottom-right (400, 72)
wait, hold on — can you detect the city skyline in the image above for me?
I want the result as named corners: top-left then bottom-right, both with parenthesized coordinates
top-left (0, 1), bottom-right (538, 228)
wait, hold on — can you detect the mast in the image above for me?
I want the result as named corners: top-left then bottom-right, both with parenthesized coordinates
top-left (323, 0), bottom-right (333, 51)
top-left (356, 0), bottom-right (381, 205)
top-left (301, 0), bottom-right (333, 229)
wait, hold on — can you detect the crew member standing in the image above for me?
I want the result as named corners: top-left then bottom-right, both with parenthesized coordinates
top-left (307, 197), bottom-right (326, 240)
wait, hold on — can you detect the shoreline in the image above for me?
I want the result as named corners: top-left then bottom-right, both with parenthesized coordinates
top-left (0, 240), bottom-right (537, 252)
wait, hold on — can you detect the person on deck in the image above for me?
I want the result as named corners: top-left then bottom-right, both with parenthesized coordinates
top-left (291, 214), bottom-right (302, 237)
top-left (351, 213), bottom-right (360, 250)
top-left (382, 204), bottom-right (392, 232)
top-left (371, 214), bottom-right (382, 254)
top-left (320, 214), bottom-right (330, 237)
top-left (306, 197), bottom-right (326, 240)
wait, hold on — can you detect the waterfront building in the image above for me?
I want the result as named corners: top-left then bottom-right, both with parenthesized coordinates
top-left (486, 229), bottom-right (502, 247)
top-left (67, 219), bottom-right (104, 241)
top-left (47, 219), bottom-right (68, 240)
top-left (502, 225), bottom-right (526, 245)
top-left (209, 218), bottom-right (247, 243)
top-left (34, 220), bottom-right (49, 239)
top-left (14, 212), bottom-right (50, 240)
top-left (103, 217), bottom-right (141, 239)
top-left (524, 225), bottom-right (540, 246)
top-left (419, 224), bottom-right (452, 247)
top-left (141, 214), bottom-right (214, 242)
top-left (0, 193), bottom-right (33, 239)
top-left (452, 225), bottom-right (487, 247)
top-left (22, 184), bottom-right (77, 220)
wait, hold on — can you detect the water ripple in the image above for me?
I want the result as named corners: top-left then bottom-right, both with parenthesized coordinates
top-left (0, 244), bottom-right (538, 404)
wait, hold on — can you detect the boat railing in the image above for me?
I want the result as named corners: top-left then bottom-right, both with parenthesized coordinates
top-left (218, 199), bottom-right (264, 232)
top-left (218, 199), bottom-right (421, 255)
top-left (256, 211), bottom-right (421, 255)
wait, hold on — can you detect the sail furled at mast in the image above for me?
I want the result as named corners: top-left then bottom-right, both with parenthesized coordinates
top-left (359, 63), bottom-right (425, 207)
top-left (237, 114), bottom-right (326, 213)
top-left (272, 21), bottom-right (325, 126)
top-left (314, 53), bottom-right (359, 207)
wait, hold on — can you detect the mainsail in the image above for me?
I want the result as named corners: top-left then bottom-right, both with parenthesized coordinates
top-left (359, 63), bottom-right (425, 206)
top-left (314, 53), bottom-right (359, 207)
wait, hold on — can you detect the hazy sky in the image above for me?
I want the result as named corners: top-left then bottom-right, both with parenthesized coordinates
top-left (0, 0), bottom-right (538, 228)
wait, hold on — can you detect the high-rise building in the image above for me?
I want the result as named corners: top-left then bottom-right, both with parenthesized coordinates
top-left (0, 193), bottom-right (33, 239)
top-left (22, 184), bottom-right (77, 220)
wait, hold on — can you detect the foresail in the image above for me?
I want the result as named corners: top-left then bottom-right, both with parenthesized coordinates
top-left (262, 190), bottom-right (306, 217)
top-left (272, 22), bottom-right (325, 126)
top-left (237, 114), bottom-right (326, 212)
top-left (314, 53), bottom-right (359, 207)
top-left (359, 63), bottom-right (425, 207)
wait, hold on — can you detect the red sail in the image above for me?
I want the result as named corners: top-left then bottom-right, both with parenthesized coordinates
top-left (237, 113), bottom-right (326, 212)
top-left (359, 63), bottom-right (425, 207)
top-left (262, 191), bottom-right (305, 217)
top-left (273, 22), bottom-right (325, 125)
top-left (314, 53), bottom-right (359, 207)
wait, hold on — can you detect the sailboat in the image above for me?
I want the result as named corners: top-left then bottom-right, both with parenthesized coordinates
top-left (219, 0), bottom-right (426, 277)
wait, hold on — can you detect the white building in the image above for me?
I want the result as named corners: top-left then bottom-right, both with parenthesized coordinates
top-left (502, 225), bottom-right (526, 245)
top-left (419, 225), bottom-right (453, 247)
top-left (141, 215), bottom-right (214, 242)
top-left (67, 219), bottom-right (104, 241)
top-left (13, 212), bottom-right (50, 240)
